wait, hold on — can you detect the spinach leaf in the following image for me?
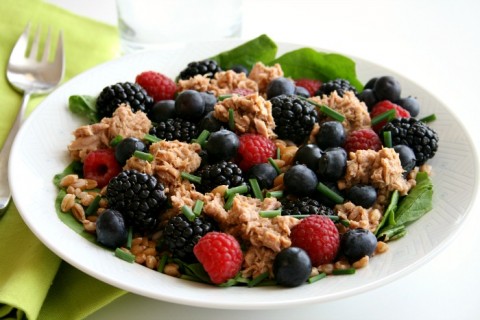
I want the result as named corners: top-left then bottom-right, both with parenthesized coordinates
top-left (270, 47), bottom-right (363, 91)
top-left (53, 160), bottom-right (83, 187)
top-left (210, 34), bottom-right (278, 70)
top-left (68, 95), bottom-right (99, 123)
top-left (374, 190), bottom-right (399, 236)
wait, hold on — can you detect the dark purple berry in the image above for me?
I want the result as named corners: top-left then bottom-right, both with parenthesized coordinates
top-left (346, 184), bottom-right (377, 208)
top-left (316, 121), bottom-right (346, 149)
top-left (284, 164), bottom-right (318, 196)
top-left (204, 129), bottom-right (239, 161)
top-left (175, 90), bottom-right (205, 121)
top-left (266, 77), bottom-right (296, 99)
top-left (341, 228), bottom-right (377, 263)
top-left (373, 76), bottom-right (401, 101)
top-left (273, 247), bottom-right (312, 287)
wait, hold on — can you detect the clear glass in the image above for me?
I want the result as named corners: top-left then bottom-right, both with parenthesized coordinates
top-left (116, 0), bottom-right (243, 54)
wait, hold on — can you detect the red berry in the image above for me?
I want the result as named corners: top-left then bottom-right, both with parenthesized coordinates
top-left (344, 128), bottom-right (382, 153)
top-left (231, 87), bottom-right (255, 96)
top-left (370, 100), bottom-right (410, 132)
top-left (294, 79), bottom-right (322, 97)
top-left (135, 71), bottom-right (177, 102)
top-left (236, 133), bottom-right (277, 171)
top-left (83, 149), bottom-right (122, 188)
top-left (290, 215), bottom-right (340, 266)
top-left (193, 232), bottom-right (243, 284)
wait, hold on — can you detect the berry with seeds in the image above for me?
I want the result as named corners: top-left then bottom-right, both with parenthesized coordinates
top-left (83, 148), bottom-right (122, 188)
top-left (266, 77), bottom-right (296, 99)
top-left (317, 147), bottom-right (347, 181)
top-left (373, 76), bottom-right (401, 102)
top-left (195, 161), bottom-right (245, 193)
top-left (370, 100), bottom-right (410, 132)
top-left (284, 164), bottom-right (318, 197)
top-left (246, 163), bottom-right (278, 189)
top-left (290, 215), bottom-right (340, 266)
top-left (164, 214), bottom-right (217, 262)
top-left (381, 117), bottom-right (439, 165)
top-left (135, 71), bottom-right (177, 102)
top-left (346, 184), bottom-right (377, 208)
top-left (344, 128), bottom-right (382, 153)
top-left (293, 143), bottom-right (323, 172)
top-left (273, 247), bottom-right (312, 287)
top-left (96, 82), bottom-right (154, 119)
top-left (149, 117), bottom-right (198, 143)
top-left (95, 209), bottom-right (128, 249)
top-left (315, 79), bottom-right (357, 97)
top-left (270, 94), bottom-right (318, 145)
top-left (396, 96), bottom-right (420, 117)
top-left (193, 231), bottom-right (243, 284)
top-left (175, 90), bottom-right (206, 121)
top-left (148, 100), bottom-right (176, 123)
top-left (393, 144), bottom-right (417, 174)
top-left (294, 79), bottom-right (322, 97)
top-left (281, 197), bottom-right (335, 216)
top-left (205, 129), bottom-right (240, 162)
top-left (106, 170), bottom-right (168, 232)
top-left (316, 121), bottom-right (346, 149)
top-left (115, 137), bottom-right (147, 165)
top-left (179, 59), bottom-right (222, 80)
top-left (340, 228), bottom-right (377, 263)
top-left (235, 133), bottom-right (276, 171)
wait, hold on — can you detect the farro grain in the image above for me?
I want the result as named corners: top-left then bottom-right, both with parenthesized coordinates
top-left (375, 241), bottom-right (389, 254)
top-left (85, 179), bottom-right (98, 189)
top-left (71, 179), bottom-right (87, 189)
top-left (66, 185), bottom-right (76, 194)
top-left (72, 203), bottom-right (86, 222)
top-left (135, 253), bottom-right (147, 264)
top-left (318, 263), bottom-right (334, 274)
top-left (60, 174), bottom-right (78, 187)
top-left (82, 219), bottom-right (96, 233)
top-left (145, 255), bottom-right (157, 269)
top-left (334, 260), bottom-right (351, 270)
top-left (164, 263), bottom-right (181, 277)
top-left (60, 194), bottom-right (76, 212)
top-left (352, 256), bottom-right (369, 269)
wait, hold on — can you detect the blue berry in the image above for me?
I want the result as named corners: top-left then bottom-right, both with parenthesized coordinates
top-left (266, 77), bottom-right (296, 99)
top-left (294, 86), bottom-right (310, 98)
top-left (115, 137), bottom-right (147, 165)
top-left (373, 76), bottom-right (401, 101)
top-left (229, 64), bottom-right (249, 75)
top-left (357, 89), bottom-right (378, 110)
top-left (198, 111), bottom-right (225, 133)
top-left (175, 90), bottom-right (205, 121)
top-left (200, 91), bottom-right (217, 114)
top-left (284, 164), bottom-right (318, 196)
top-left (317, 147), bottom-right (347, 181)
top-left (396, 96), bottom-right (420, 117)
top-left (148, 100), bottom-right (175, 122)
top-left (95, 209), bottom-right (128, 249)
top-left (347, 184), bottom-right (377, 208)
top-left (204, 129), bottom-right (239, 161)
top-left (293, 143), bottom-right (323, 171)
top-left (316, 121), bottom-right (346, 149)
top-left (273, 247), bottom-right (312, 287)
top-left (247, 163), bottom-right (278, 189)
top-left (340, 228), bottom-right (377, 263)
top-left (393, 144), bottom-right (416, 174)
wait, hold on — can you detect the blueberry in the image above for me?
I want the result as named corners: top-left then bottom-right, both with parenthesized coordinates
top-left (293, 144), bottom-right (323, 171)
top-left (364, 77), bottom-right (378, 90)
top-left (229, 64), bottom-right (249, 75)
top-left (198, 111), bottom-right (225, 133)
top-left (148, 100), bottom-right (176, 122)
top-left (284, 164), bottom-right (318, 196)
top-left (96, 209), bottom-right (128, 249)
top-left (340, 228), bottom-right (377, 263)
top-left (247, 163), bottom-right (278, 189)
top-left (200, 91), bottom-right (217, 114)
top-left (294, 86), bottom-right (310, 98)
top-left (317, 147), bottom-right (347, 181)
top-left (175, 90), bottom-right (205, 121)
top-left (273, 247), bottom-right (312, 287)
top-left (347, 184), bottom-right (377, 208)
top-left (204, 129), bottom-right (239, 161)
top-left (266, 77), bottom-right (296, 99)
top-left (373, 76), bottom-right (401, 101)
top-left (396, 96), bottom-right (420, 117)
top-left (357, 89), bottom-right (378, 110)
top-left (393, 144), bottom-right (417, 174)
top-left (115, 137), bottom-right (147, 165)
top-left (316, 121), bottom-right (346, 149)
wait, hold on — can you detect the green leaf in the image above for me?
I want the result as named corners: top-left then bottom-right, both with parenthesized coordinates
top-left (375, 190), bottom-right (399, 236)
top-left (68, 95), bottom-right (99, 123)
top-left (269, 47), bottom-right (363, 91)
top-left (52, 161), bottom-right (83, 187)
top-left (209, 34), bottom-right (278, 70)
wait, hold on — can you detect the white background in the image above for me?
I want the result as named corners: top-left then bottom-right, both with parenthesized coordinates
top-left (47, 0), bottom-right (480, 319)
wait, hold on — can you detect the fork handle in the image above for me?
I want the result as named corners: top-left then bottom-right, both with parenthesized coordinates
top-left (0, 92), bottom-right (31, 216)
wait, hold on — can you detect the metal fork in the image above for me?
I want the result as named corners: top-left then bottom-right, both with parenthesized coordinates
top-left (0, 23), bottom-right (65, 215)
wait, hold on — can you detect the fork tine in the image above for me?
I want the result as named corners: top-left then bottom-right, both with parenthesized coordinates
top-left (28, 25), bottom-right (41, 60)
top-left (53, 30), bottom-right (64, 65)
top-left (41, 26), bottom-right (52, 63)
top-left (9, 23), bottom-right (31, 60)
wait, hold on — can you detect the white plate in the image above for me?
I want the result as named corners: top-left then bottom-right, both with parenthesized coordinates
top-left (9, 40), bottom-right (479, 309)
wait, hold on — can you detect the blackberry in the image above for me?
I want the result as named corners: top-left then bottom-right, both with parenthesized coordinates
top-left (149, 117), bottom-right (198, 143)
top-left (281, 197), bottom-right (334, 216)
top-left (96, 82), bottom-right (154, 119)
top-left (195, 161), bottom-right (245, 193)
top-left (106, 170), bottom-right (168, 232)
top-left (315, 79), bottom-right (357, 97)
top-left (178, 59), bottom-right (222, 80)
top-left (163, 214), bottom-right (217, 262)
top-left (270, 94), bottom-right (318, 144)
top-left (381, 118), bottom-right (439, 166)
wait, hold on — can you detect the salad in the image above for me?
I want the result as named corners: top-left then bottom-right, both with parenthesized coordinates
top-left (54, 35), bottom-right (438, 287)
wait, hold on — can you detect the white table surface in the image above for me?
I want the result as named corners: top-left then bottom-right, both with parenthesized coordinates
top-left (46, 0), bottom-right (480, 319)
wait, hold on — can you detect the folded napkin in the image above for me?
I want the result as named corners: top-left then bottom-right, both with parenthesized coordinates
top-left (0, 1), bottom-right (126, 319)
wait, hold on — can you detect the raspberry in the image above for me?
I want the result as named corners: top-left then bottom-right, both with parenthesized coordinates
top-left (290, 215), bottom-right (340, 266)
top-left (193, 232), bottom-right (243, 284)
top-left (344, 128), bottom-right (382, 153)
top-left (370, 100), bottom-right (410, 132)
top-left (236, 133), bottom-right (277, 171)
top-left (83, 149), bottom-right (122, 188)
top-left (294, 79), bottom-right (322, 97)
top-left (135, 71), bottom-right (177, 102)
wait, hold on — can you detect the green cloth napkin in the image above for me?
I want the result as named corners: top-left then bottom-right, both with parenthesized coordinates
top-left (0, 0), bottom-right (127, 319)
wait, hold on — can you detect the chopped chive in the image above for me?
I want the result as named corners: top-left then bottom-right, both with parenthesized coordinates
top-left (157, 254), bottom-right (169, 273)
top-left (192, 129), bottom-right (210, 147)
top-left (276, 147), bottom-right (281, 159)
top-left (298, 96), bottom-right (345, 122)
top-left (266, 190), bottom-right (283, 198)
top-left (126, 226), bottom-right (133, 249)
top-left (340, 219), bottom-right (350, 227)
top-left (248, 271), bottom-right (270, 287)
top-left (114, 248), bottom-right (135, 263)
top-left (383, 131), bottom-right (392, 148)
top-left (224, 193), bottom-right (236, 210)
top-left (268, 157), bottom-right (281, 174)
top-left (219, 94), bottom-right (233, 101)
top-left (228, 108), bottom-right (235, 131)
top-left (419, 113), bottom-right (437, 123)
top-left (143, 133), bottom-right (161, 143)
top-left (193, 200), bottom-right (204, 216)
top-left (181, 205), bottom-right (196, 222)
top-left (85, 195), bottom-right (101, 216)
top-left (218, 278), bottom-right (238, 287)
top-left (109, 135), bottom-right (123, 147)
top-left (180, 172), bottom-right (201, 184)
top-left (308, 272), bottom-right (327, 283)
top-left (371, 109), bottom-right (396, 126)
top-left (316, 182), bottom-right (344, 204)
top-left (225, 185), bottom-right (249, 198)
top-left (249, 178), bottom-right (264, 200)
top-left (259, 209), bottom-right (282, 218)
top-left (332, 268), bottom-right (356, 275)
top-left (134, 150), bottom-right (154, 162)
